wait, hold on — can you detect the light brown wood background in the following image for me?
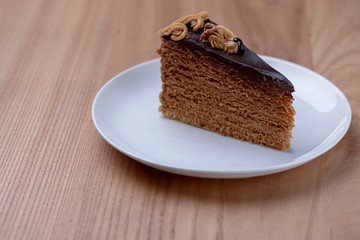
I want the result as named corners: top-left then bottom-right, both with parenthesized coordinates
top-left (1, 0), bottom-right (359, 239)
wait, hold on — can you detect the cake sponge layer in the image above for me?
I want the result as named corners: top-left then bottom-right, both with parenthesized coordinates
top-left (158, 39), bottom-right (295, 150)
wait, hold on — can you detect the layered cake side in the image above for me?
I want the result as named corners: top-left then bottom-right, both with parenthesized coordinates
top-left (157, 11), bottom-right (295, 150)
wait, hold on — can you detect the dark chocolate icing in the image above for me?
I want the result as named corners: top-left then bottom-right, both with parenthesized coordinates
top-left (167, 20), bottom-right (294, 92)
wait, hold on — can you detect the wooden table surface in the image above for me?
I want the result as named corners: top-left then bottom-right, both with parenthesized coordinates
top-left (1, 0), bottom-right (359, 239)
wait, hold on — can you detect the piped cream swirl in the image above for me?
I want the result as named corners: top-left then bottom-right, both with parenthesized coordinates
top-left (200, 23), bottom-right (240, 54)
top-left (159, 11), bottom-right (209, 41)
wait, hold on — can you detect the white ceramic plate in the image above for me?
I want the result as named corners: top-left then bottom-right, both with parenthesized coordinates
top-left (92, 57), bottom-right (351, 178)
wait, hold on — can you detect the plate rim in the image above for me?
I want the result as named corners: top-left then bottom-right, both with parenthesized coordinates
top-left (92, 56), bottom-right (352, 178)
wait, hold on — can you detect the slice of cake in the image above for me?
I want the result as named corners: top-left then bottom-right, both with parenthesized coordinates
top-left (157, 11), bottom-right (295, 150)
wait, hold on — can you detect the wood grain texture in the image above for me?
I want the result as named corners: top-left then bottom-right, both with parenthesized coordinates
top-left (0, 0), bottom-right (359, 239)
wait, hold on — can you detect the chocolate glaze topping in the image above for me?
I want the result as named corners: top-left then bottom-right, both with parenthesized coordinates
top-left (166, 20), bottom-right (294, 92)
